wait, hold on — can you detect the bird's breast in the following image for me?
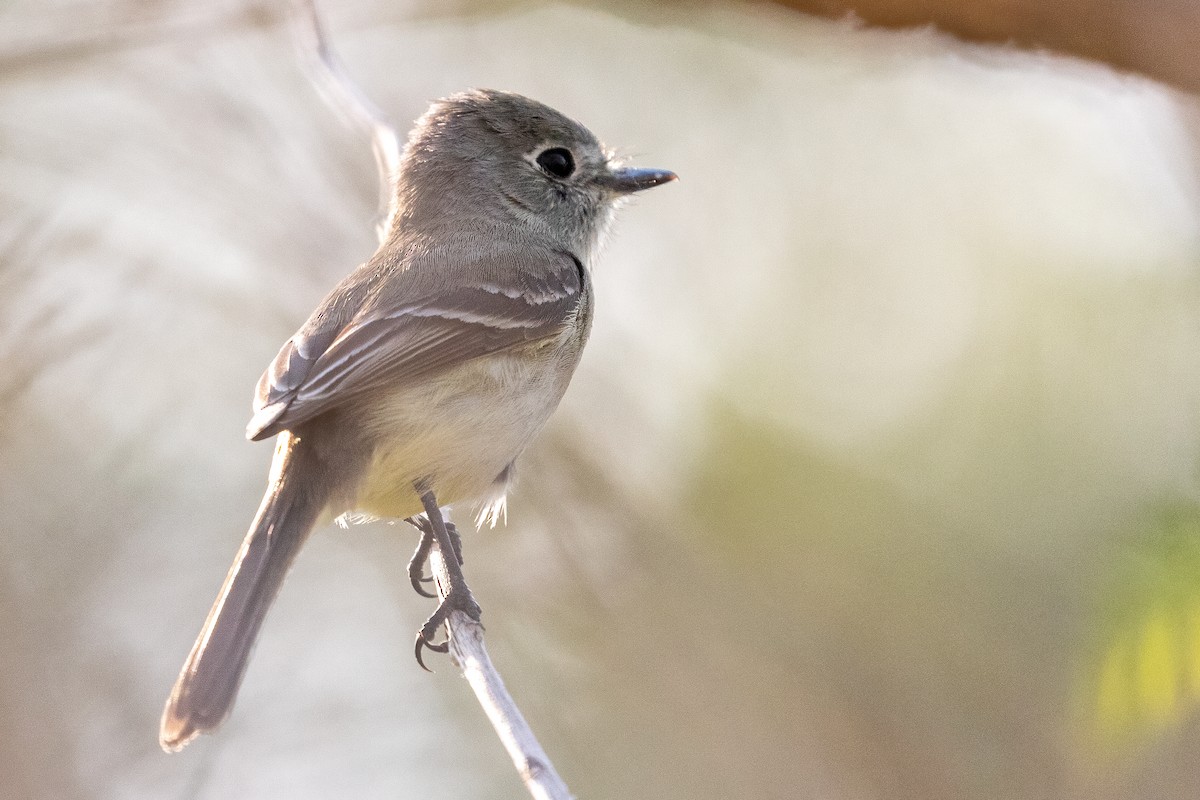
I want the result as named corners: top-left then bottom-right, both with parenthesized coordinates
top-left (353, 341), bottom-right (582, 520)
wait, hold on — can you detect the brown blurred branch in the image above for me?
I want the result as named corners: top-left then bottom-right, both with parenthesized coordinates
top-left (770, 0), bottom-right (1200, 94)
top-left (290, 3), bottom-right (573, 798)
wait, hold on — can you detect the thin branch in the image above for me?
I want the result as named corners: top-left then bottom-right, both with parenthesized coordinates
top-left (291, 0), bottom-right (401, 242)
top-left (289, 4), bottom-right (574, 798)
top-left (430, 534), bottom-right (575, 800)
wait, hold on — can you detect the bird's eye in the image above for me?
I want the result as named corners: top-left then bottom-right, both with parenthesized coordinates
top-left (536, 148), bottom-right (575, 179)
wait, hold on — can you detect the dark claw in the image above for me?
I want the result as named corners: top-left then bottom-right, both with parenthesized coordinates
top-left (414, 632), bottom-right (450, 672)
top-left (407, 558), bottom-right (437, 598)
top-left (413, 594), bottom-right (453, 670)
top-left (410, 573), bottom-right (437, 598)
top-left (406, 516), bottom-right (437, 598)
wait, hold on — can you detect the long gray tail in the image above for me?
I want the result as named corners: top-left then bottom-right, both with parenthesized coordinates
top-left (160, 432), bottom-right (329, 752)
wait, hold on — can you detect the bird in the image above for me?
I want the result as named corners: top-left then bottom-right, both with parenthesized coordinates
top-left (159, 88), bottom-right (676, 752)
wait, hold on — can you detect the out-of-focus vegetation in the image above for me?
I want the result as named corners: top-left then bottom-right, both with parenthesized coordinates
top-left (3, 1), bottom-right (1200, 799)
top-left (1079, 507), bottom-right (1200, 750)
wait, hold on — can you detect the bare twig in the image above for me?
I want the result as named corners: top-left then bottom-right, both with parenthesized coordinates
top-left (291, 0), bottom-right (401, 242)
top-left (430, 533), bottom-right (574, 800)
top-left (289, 4), bottom-right (574, 798)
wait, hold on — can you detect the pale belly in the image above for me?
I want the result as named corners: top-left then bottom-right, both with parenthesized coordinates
top-left (352, 350), bottom-right (574, 521)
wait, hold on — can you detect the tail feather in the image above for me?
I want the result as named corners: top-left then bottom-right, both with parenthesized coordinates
top-left (160, 433), bottom-right (328, 752)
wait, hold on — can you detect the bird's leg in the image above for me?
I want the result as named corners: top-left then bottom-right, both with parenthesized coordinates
top-left (412, 484), bottom-right (481, 671)
top-left (404, 515), bottom-right (464, 599)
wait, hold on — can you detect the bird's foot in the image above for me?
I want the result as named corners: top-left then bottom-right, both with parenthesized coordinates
top-left (410, 484), bottom-right (480, 671)
top-left (404, 516), bottom-right (463, 598)
top-left (414, 587), bottom-right (482, 671)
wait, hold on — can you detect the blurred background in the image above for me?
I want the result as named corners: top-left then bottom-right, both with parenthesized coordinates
top-left (4, 0), bottom-right (1200, 797)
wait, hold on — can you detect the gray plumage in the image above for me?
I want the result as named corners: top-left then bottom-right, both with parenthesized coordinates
top-left (160, 89), bottom-right (674, 751)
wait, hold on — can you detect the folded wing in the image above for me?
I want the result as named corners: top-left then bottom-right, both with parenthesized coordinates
top-left (247, 250), bottom-right (584, 440)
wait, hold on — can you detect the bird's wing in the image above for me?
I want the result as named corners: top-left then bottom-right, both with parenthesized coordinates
top-left (246, 250), bottom-right (585, 440)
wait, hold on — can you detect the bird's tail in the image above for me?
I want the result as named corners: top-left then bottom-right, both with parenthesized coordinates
top-left (160, 432), bottom-right (330, 752)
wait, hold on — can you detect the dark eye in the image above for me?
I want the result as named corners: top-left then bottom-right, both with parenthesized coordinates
top-left (536, 147), bottom-right (575, 179)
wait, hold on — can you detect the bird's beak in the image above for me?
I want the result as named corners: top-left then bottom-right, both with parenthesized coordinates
top-left (599, 166), bottom-right (678, 194)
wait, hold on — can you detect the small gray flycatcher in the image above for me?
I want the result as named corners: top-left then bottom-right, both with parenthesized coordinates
top-left (160, 89), bottom-right (675, 752)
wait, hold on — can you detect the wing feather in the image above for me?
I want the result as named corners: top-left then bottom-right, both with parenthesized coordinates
top-left (246, 250), bottom-right (583, 440)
